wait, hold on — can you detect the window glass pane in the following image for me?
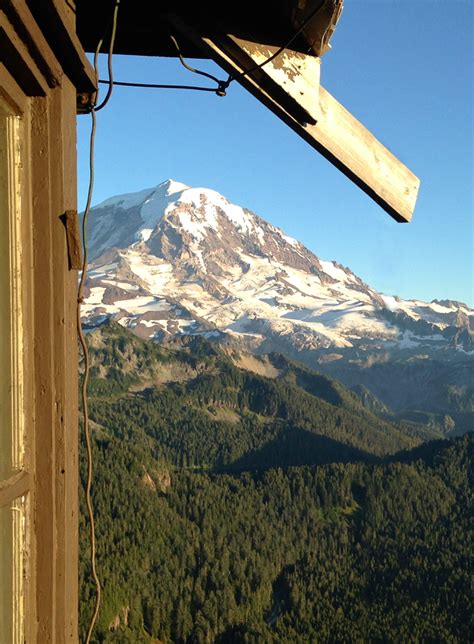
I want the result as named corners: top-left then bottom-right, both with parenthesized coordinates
top-left (0, 496), bottom-right (26, 644)
top-left (0, 96), bottom-right (24, 479)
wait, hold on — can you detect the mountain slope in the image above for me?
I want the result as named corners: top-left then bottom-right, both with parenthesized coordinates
top-left (82, 179), bottom-right (474, 432)
top-left (85, 323), bottom-right (424, 466)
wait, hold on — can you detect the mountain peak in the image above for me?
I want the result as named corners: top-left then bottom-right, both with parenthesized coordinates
top-left (88, 179), bottom-right (307, 267)
top-left (159, 178), bottom-right (190, 195)
top-left (95, 178), bottom-right (189, 210)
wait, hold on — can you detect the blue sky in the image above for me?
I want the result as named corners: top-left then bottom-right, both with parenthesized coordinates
top-left (77, 0), bottom-right (473, 306)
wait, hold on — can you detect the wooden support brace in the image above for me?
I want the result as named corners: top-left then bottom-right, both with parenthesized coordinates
top-left (170, 17), bottom-right (420, 223)
top-left (212, 34), bottom-right (322, 126)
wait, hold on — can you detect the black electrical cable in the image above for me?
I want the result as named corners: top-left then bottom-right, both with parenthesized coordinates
top-left (78, 2), bottom-right (120, 643)
top-left (98, 79), bottom-right (225, 94)
top-left (77, 109), bottom-right (99, 644)
top-left (169, 34), bottom-right (221, 85)
top-left (97, 31), bottom-right (230, 96)
top-left (93, 0), bottom-right (120, 111)
top-left (96, 3), bottom-right (326, 100)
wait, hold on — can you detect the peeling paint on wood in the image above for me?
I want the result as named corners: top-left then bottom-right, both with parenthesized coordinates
top-left (233, 37), bottom-right (321, 123)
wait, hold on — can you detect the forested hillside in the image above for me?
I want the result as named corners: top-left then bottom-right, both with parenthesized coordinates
top-left (79, 324), bottom-right (473, 642)
top-left (84, 322), bottom-right (427, 466)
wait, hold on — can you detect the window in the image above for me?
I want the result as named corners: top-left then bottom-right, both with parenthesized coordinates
top-left (0, 94), bottom-right (27, 642)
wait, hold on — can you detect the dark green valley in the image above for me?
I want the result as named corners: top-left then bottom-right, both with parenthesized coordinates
top-left (79, 323), bottom-right (473, 643)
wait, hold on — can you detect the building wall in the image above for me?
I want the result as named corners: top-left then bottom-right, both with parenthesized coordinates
top-left (0, 2), bottom-right (96, 640)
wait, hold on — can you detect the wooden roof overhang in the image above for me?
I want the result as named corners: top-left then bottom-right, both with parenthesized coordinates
top-left (1, 0), bottom-right (96, 96)
top-left (75, 0), bottom-right (420, 223)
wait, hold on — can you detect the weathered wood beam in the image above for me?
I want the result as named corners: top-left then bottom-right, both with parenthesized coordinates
top-left (3, 0), bottom-right (63, 88)
top-left (170, 18), bottom-right (420, 223)
top-left (23, 0), bottom-right (97, 93)
top-left (218, 36), bottom-right (322, 127)
top-left (0, 9), bottom-right (49, 95)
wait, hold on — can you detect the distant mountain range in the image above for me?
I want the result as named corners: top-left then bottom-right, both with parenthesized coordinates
top-left (82, 179), bottom-right (473, 436)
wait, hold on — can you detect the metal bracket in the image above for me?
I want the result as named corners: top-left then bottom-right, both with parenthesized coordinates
top-left (77, 91), bottom-right (96, 114)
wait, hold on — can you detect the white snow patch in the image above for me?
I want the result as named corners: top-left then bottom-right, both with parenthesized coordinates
top-left (126, 252), bottom-right (174, 292)
top-left (173, 188), bottom-right (220, 229)
top-left (254, 225), bottom-right (266, 245)
top-left (175, 187), bottom-right (253, 234)
top-left (137, 228), bottom-right (153, 242)
top-left (220, 202), bottom-right (252, 233)
top-left (192, 248), bottom-right (207, 273)
top-left (281, 233), bottom-right (299, 247)
top-left (101, 280), bottom-right (138, 291)
top-left (176, 210), bottom-right (205, 241)
top-left (424, 334), bottom-right (445, 342)
top-left (87, 287), bottom-right (106, 304)
top-left (162, 179), bottom-right (190, 195)
top-left (95, 296), bottom-right (172, 315)
top-left (456, 347), bottom-right (474, 355)
top-left (95, 186), bottom-right (156, 210)
top-left (427, 301), bottom-right (456, 314)
top-left (138, 320), bottom-right (162, 328)
top-left (381, 295), bottom-right (401, 311)
top-left (90, 262), bottom-right (118, 274)
top-left (95, 179), bottom-right (189, 212)
top-left (203, 330), bottom-right (222, 338)
top-left (319, 260), bottom-right (348, 282)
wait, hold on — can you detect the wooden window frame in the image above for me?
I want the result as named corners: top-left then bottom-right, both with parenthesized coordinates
top-left (0, 88), bottom-right (27, 636)
top-left (0, 2), bottom-right (96, 640)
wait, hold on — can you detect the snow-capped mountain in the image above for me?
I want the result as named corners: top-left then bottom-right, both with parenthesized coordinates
top-left (82, 179), bottom-right (474, 432)
top-left (83, 179), bottom-right (473, 363)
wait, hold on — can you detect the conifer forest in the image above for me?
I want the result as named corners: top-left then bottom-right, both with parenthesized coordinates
top-left (79, 324), bottom-right (473, 642)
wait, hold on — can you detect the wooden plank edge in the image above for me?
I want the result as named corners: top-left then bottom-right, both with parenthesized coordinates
top-left (167, 14), bottom-right (318, 127)
top-left (173, 27), bottom-right (419, 223)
